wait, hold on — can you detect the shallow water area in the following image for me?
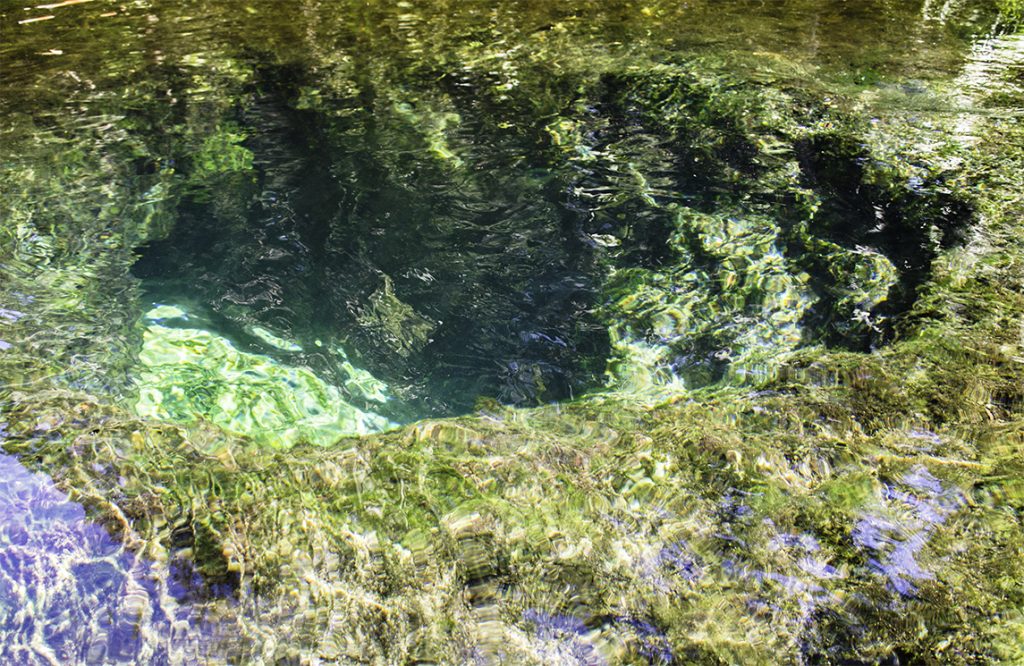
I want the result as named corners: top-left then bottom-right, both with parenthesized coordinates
top-left (0, 450), bottom-right (237, 664)
top-left (2, 1), bottom-right (1024, 664)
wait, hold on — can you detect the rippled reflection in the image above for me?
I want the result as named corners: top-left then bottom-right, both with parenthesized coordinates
top-left (1, 1), bottom-right (1023, 664)
top-left (0, 452), bottom-right (231, 664)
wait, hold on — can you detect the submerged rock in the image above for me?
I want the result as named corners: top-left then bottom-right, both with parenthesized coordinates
top-left (134, 305), bottom-right (393, 447)
top-left (355, 274), bottom-right (438, 360)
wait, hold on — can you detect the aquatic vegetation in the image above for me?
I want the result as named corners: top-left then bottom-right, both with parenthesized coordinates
top-left (999, 0), bottom-right (1024, 28)
top-left (1, 0), bottom-right (1024, 664)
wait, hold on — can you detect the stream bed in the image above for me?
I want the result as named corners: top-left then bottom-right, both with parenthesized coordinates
top-left (2, 1), bottom-right (1024, 663)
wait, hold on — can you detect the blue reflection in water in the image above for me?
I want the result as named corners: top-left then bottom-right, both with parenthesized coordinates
top-left (852, 466), bottom-right (962, 597)
top-left (616, 616), bottom-right (673, 665)
top-left (0, 451), bottom-right (222, 665)
top-left (522, 608), bottom-right (605, 665)
top-left (656, 539), bottom-right (704, 582)
top-left (520, 609), bottom-right (674, 665)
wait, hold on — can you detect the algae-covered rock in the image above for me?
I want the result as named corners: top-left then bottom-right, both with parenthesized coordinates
top-left (134, 305), bottom-right (393, 447)
top-left (355, 275), bottom-right (438, 360)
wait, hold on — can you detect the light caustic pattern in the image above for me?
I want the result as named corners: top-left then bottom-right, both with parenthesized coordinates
top-left (1, 0), bottom-right (1024, 663)
top-left (134, 305), bottom-right (393, 447)
top-left (0, 452), bottom-right (231, 664)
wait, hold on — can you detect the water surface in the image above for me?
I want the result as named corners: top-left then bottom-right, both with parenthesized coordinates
top-left (2, 1), bottom-right (1023, 663)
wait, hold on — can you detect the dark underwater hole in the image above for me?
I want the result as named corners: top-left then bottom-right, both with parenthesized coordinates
top-left (131, 64), bottom-right (612, 420)
top-left (792, 132), bottom-right (974, 350)
top-left (570, 71), bottom-right (973, 361)
top-left (131, 63), bottom-right (975, 414)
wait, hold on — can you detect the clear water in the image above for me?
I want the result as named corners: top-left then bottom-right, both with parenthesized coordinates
top-left (2, 1), bottom-right (1023, 663)
top-left (0, 0), bottom-right (998, 426)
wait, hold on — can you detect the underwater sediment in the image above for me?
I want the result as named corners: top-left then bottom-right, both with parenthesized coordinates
top-left (2, 1), bottom-right (1024, 663)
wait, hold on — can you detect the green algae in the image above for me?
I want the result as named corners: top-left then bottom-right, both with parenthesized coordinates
top-left (133, 305), bottom-right (392, 447)
top-left (1000, 0), bottom-right (1024, 28)
top-left (355, 275), bottom-right (439, 361)
top-left (1, 0), bottom-right (1024, 663)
